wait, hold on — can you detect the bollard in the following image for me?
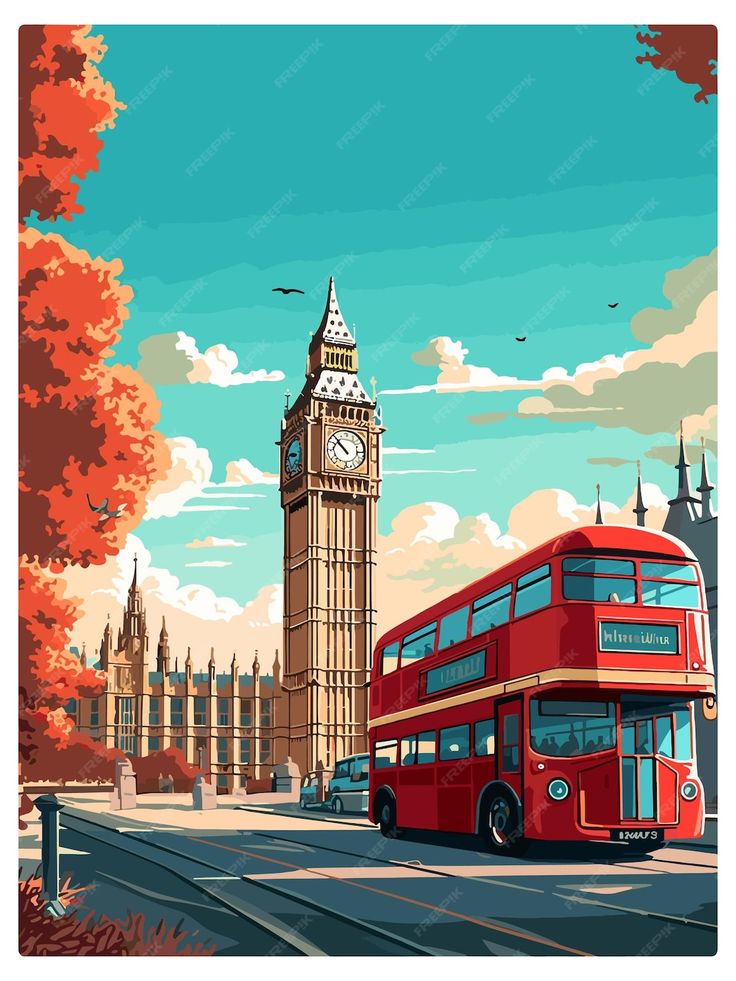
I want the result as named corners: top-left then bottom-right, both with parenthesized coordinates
top-left (35, 795), bottom-right (67, 917)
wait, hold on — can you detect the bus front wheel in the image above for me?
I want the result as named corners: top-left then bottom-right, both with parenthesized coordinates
top-left (377, 797), bottom-right (403, 839)
top-left (332, 796), bottom-right (344, 815)
top-left (482, 790), bottom-right (527, 857)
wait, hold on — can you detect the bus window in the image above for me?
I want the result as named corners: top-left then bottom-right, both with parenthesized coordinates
top-left (439, 724), bottom-right (470, 761)
top-left (381, 641), bottom-right (400, 674)
top-left (374, 739), bottom-right (398, 768)
top-left (438, 606), bottom-right (470, 650)
top-left (530, 699), bottom-right (615, 757)
top-left (640, 561), bottom-right (697, 581)
top-left (471, 583), bottom-right (512, 636)
top-left (514, 564), bottom-right (551, 618)
top-left (417, 730), bottom-right (436, 764)
top-left (401, 735), bottom-right (417, 766)
top-left (333, 758), bottom-right (350, 779)
top-left (564, 575), bottom-right (636, 603)
top-left (674, 707), bottom-right (692, 760)
top-left (563, 557), bottom-right (635, 576)
top-left (401, 622), bottom-right (437, 665)
top-left (502, 714), bottom-right (520, 771)
top-left (474, 719), bottom-right (495, 756)
top-left (655, 716), bottom-right (673, 758)
top-left (641, 580), bottom-right (701, 609)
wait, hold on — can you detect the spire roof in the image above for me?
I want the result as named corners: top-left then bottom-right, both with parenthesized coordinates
top-left (129, 554), bottom-right (138, 592)
top-left (595, 484), bottom-right (603, 525)
top-left (697, 437), bottom-right (714, 493)
top-left (159, 616), bottom-right (168, 640)
top-left (311, 277), bottom-right (355, 347)
top-left (633, 460), bottom-right (647, 513)
top-left (669, 424), bottom-right (700, 505)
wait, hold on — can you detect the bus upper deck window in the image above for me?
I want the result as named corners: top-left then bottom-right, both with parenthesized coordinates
top-left (381, 641), bottom-right (400, 674)
top-left (514, 564), bottom-right (551, 618)
top-left (401, 622), bottom-right (437, 665)
top-left (471, 583), bottom-right (512, 636)
top-left (374, 739), bottom-right (398, 768)
top-left (438, 606), bottom-right (470, 650)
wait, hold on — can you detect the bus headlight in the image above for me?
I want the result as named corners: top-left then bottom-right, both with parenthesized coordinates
top-left (681, 781), bottom-right (699, 801)
top-left (547, 778), bottom-right (570, 801)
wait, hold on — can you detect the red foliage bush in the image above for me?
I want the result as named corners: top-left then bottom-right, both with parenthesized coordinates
top-left (19, 873), bottom-right (216, 956)
top-left (128, 748), bottom-right (202, 794)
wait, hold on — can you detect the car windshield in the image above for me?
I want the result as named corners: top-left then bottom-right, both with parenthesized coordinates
top-left (530, 698), bottom-right (616, 757)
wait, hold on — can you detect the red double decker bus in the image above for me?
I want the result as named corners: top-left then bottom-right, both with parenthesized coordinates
top-left (368, 525), bottom-right (714, 854)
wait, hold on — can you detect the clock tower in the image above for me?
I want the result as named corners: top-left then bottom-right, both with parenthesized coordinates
top-left (278, 278), bottom-right (382, 775)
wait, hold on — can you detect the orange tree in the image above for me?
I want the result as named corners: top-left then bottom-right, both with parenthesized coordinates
top-left (19, 26), bottom-right (170, 781)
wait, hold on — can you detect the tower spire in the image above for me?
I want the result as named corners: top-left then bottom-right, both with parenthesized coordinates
top-left (633, 460), bottom-right (648, 527)
top-left (595, 484), bottom-right (603, 525)
top-left (670, 420), bottom-right (699, 505)
top-left (697, 437), bottom-right (715, 521)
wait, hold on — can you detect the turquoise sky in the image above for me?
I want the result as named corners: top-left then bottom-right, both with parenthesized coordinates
top-left (37, 25), bottom-right (717, 605)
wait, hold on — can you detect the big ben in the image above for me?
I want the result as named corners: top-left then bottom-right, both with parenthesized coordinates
top-left (278, 277), bottom-right (382, 775)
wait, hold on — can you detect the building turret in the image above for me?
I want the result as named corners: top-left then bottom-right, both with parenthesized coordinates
top-left (663, 423), bottom-right (700, 539)
top-left (185, 647), bottom-right (193, 682)
top-left (100, 615), bottom-right (112, 670)
top-left (157, 617), bottom-right (170, 674)
top-left (697, 437), bottom-right (715, 522)
top-left (230, 651), bottom-right (239, 683)
top-left (595, 484), bottom-right (603, 525)
top-left (208, 647), bottom-right (216, 683)
top-left (633, 460), bottom-right (648, 527)
top-left (80, 642), bottom-right (87, 670)
top-left (272, 649), bottom-right (281, 691)
top-left (252, 651), bottom-right (260, 679)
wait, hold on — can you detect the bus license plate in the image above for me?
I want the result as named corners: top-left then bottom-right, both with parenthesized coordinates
top-left (610, 829), bottom-right (663, 844)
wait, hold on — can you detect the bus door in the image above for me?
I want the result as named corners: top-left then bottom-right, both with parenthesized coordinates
top-left (496, 697), bottom-right (524, 804)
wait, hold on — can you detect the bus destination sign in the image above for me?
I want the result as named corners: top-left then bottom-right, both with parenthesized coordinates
top-left (599, 621), bottom-right (679, 654)
top-left (425, 650), bottom-right (486, 695)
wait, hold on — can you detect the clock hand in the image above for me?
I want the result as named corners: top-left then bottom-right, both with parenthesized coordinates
top-left (335, 437), bottom-right (349, 455)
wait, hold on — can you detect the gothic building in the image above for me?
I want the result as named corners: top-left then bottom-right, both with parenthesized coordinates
top-left (72, 557), bottom-right (285, 793)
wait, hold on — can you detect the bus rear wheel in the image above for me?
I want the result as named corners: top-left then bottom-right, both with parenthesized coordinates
top-left (483, 790), bottom-right (527, 857)
top-left (332, 796), bottom-right (344, 815)
top-left (377, 797), bottom-right (403, 838)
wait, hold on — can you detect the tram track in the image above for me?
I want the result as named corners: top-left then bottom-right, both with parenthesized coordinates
top-left (60, 810), bottom-right (435, 956)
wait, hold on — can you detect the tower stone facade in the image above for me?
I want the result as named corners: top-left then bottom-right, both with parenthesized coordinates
top-left (278, 278), bottom-right (383, 774)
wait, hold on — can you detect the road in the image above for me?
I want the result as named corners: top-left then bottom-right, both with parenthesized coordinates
top-left (58, 803), bottom-right (717, 956)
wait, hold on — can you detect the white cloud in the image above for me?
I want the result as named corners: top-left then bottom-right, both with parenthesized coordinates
top-left (382, 447), bottom-right (436, 455)
top-left (224, 457), bottom-right (279, 486)
top-left (185, 561), bottom-right (233, 568)
top-left (145, 436), bottom-right (213, 519)
top-left (138, 330), bottom-right (285, 388)
top-left (186, 536), bottom-right (247, 549)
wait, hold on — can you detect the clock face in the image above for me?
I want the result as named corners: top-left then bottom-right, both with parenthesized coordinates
top-left (284, 436), bottom-right (303, 477)
top-left (326, 429), bottom-right (366, 471)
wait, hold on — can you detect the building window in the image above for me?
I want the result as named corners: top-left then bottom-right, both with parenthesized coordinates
top-left (240, 738), bottom-right (250, 763)
top-left (217, 736), bottom-right (228, 763)
top-left (174, 736), bottom-right (184, 751)
top-left (260, 738), bottom-right (271, 763)
top-left (149, 736), bottom-right (160, 752)
top-left (240, 699), bottom-right (252, 727)
top-left (218, 697), bottom-right (230, 726)
top-left (149, 697), bottom-right (160, 726)
top-left (89, 698), bottom-right (99, 727)
top-left (65, 698), bottom-right (78, 721)
top-left (260, 698), bottom-right (272, 728)
top-left (217, 774), bottom-right (228, 789)
top-left (194, 696), bottom-right (207, 726)
top-left (114, 696), bottom-right (137, 755)
top-left (171, 697), bottom-right (184, 726)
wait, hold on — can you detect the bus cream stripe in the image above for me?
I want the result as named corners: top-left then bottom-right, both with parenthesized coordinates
top-left (367, 667), bottom-right (715, 730)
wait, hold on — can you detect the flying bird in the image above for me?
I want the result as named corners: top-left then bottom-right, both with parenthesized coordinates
top-left (86, 493), bottom-right (125, 520)
top-left (515, 336), bottom-right (527, 342)
top-left (608, 302), bottom-right (619, 308)
top-left (272, 287), bottom-right (305, 295)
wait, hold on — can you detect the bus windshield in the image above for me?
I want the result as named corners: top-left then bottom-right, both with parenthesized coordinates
top-left (530, 698), bottom-right (616, 757)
